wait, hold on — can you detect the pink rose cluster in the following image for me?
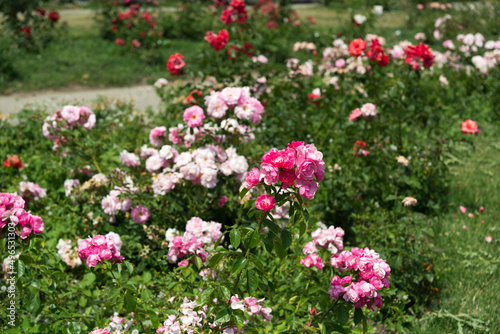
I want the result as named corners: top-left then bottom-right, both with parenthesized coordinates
top-left (150, 145), bottom-right (248, 195)
top-left (157, 298), bottom-right (206, 334)
top-left (42, 105), bottom-right (96, 151)
top-left (101, 190), bottom-right (132, 218)
top-left (301, 225), bottom-right (345, 270)
top-left (77, 232), bottom-right (124, 268)
top-left (204, 87), bottom-right (265, 124)
top-left (245, 141), bottom-right (325, 200)
top-left (329, 247), bottom-right (391, 310)
top-left (348, 103), bottom-right (377, 121)
top-left (0, 193), bottom-right (44, 239)
top-left (230, 295), bottom-right (273, 320)
top-left (19, 181), bottom-right (47, 201)
top-left (166, 217), bottom-right (222, 265)
top-left (89, 329), bottom-right (109, 334)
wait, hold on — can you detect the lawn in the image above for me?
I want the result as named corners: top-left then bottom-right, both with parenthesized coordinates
top-left (412, 128), bottom-right (500, 333)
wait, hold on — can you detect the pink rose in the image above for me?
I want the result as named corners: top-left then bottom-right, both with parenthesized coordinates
top-left (244, 168), bottom-right (261, 189)
top-left (255, 194), bottom-right (275, 211)
top-left (183, 106), bottom-right (205, 128)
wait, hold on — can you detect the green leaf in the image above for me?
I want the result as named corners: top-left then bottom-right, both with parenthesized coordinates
top-left (214, 309), bottom-right (230, 323)
top-left (220, 285), bottom-right (231, 301)
top-left (354, 307), bottom-right (363, 325)
top-left (362, 314), bottom-right (368, 333)
top-left (28, 292), bottom-right (40, 313)
top-left (80, 272), bottom-right (96, 288)
top-left (249, 254), bottom-right (265, 273)
top-left (148, 311), bottom-right (160, 328)
top-left (125, 261), bottom-right (134, 275)
top-left (263, 235), bottom-right (274, 253)
top-left (230, 229), bottom-right (241, 249)
top-left (264, 219), bottom-right (280, 236)
top-left (16, 259), bottom-right (25, 278)
top-left (337, 304), bottom-right (349, 325)
top-left (280, 228), bottom-right (293, 250)
top-left (231, 256), bottom-right (247, 275)
top-left (239, 187), bottom-right (250, 199)
top-left (246, 269), bottom-right (258, 294)
top-left (299, 217), bottom-right (306, 236)
top-left (67, 322), bottom-right (81, 334)
top-left (195, 256), bottom-right (203, 270)
top-left (201, 287), bottom-right (215, 304)
top-left (208, 253), bottom-right (224, 268)
top-left (244, 231), bottom-right (260, 249)
top-left (273, 240), bottom-right (286, 259)
top-left (124, 293), bottom-right (137, 313)
top-left (116, 263), bottom-right (122, 275)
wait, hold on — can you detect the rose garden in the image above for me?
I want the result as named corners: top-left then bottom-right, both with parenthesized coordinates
top-left (0, 0), bottom-right (499, 333)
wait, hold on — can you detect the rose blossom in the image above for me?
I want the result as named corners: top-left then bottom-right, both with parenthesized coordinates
top-left (255, 194), bottom-right (275, 211)
top-left (131, 205), bottom-right (150, 224)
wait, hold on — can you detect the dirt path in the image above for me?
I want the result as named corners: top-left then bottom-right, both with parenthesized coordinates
top-left (0, 85), bottom-right (162, 116)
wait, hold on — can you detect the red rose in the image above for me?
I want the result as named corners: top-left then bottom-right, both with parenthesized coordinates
top-left (18, 27), bottom-right (31, 39)
top-left (348, 38), bottom-right (366, 57)
top-left (4, 155), bottom-right (24, 169)
top-left (204, 29), bottom-right (229, 51)
top-left (167, 53), bottom-right (185, 76)
top-left (366, 39), bottom-right (389, 67)
top-left (404, 43), bottom-right (434, 70)
top-left (48, 11), bottom-right (60, 22)
top-left (115, 38), bottom-right (125, 46)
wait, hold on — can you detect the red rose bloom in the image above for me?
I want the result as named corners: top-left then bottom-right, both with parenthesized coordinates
top-left (204, 29), bottom-right (229, 51)
top-left (18, 27), bottom-right (32, 39)
top-left (348, 38), bottom-right (366, 57)
top-left (167, 53), bottom-right (185, 76)
top-left (115, 38), bottom-right (125, 46)
top-left (266, 20), bottom-right (279, 29)
top-left (366, 39), bottom-right (389, 67)
top-left (35, 8), bottom-right (46, 16)
top-left (48, 11), bottom-right (60, 22)
top-left (186, 90), bottom-right (203, 105)
top-left (220, 0), bottom-right (247, 25)
top-left (4, 155), bottom-right (24, 169)
top-left (404, 43), bottom-right (434, 70)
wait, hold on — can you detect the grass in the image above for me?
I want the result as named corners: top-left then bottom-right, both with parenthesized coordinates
top-left (410, 127), bottom-right (500, 333)
top-left (0, 11), bottom-right (203, 94)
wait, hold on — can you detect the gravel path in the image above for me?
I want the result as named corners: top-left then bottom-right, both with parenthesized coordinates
top-left (0, 85), bottom-right (162, 116)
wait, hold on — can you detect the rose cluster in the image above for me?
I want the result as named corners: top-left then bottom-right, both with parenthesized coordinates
top-left (204, 86), bottom-right (265, 124)
top-left (221, 0), bottom-right (248, 25)
top-left (0, 193), bottom-right (44, 239)
top-left (165, 217), bottom-right (222, 265)
top-left (42, 105), bottom-right (96, 150)
top-left (56, 239), bottom-right (83, 268)
top-left (205, 29), bottom-right (229, 51)
top-left (404, 43), bottom-right (435, 70)
top-left (3, 155), bottom-right (24, 169)
top-left (230, 295), bottom-right (273, 320)
top-left (157, 298), bottom-right (206, 333)
top-left (77, 232), bottom-right (124, 268)
top-left (245, 141), bottom-right (325, 201)
top-left (329, 247), bottom-right (391, 310)
top-left (300, 224), bottom-right (345, 270)
top-left (348, 103), bottom-right (377, 121)
top-left (19, 181), bottom-right (47, 201)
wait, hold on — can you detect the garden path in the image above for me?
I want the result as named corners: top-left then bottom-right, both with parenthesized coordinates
top-left (0, 85), bottom-right (161, 116)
